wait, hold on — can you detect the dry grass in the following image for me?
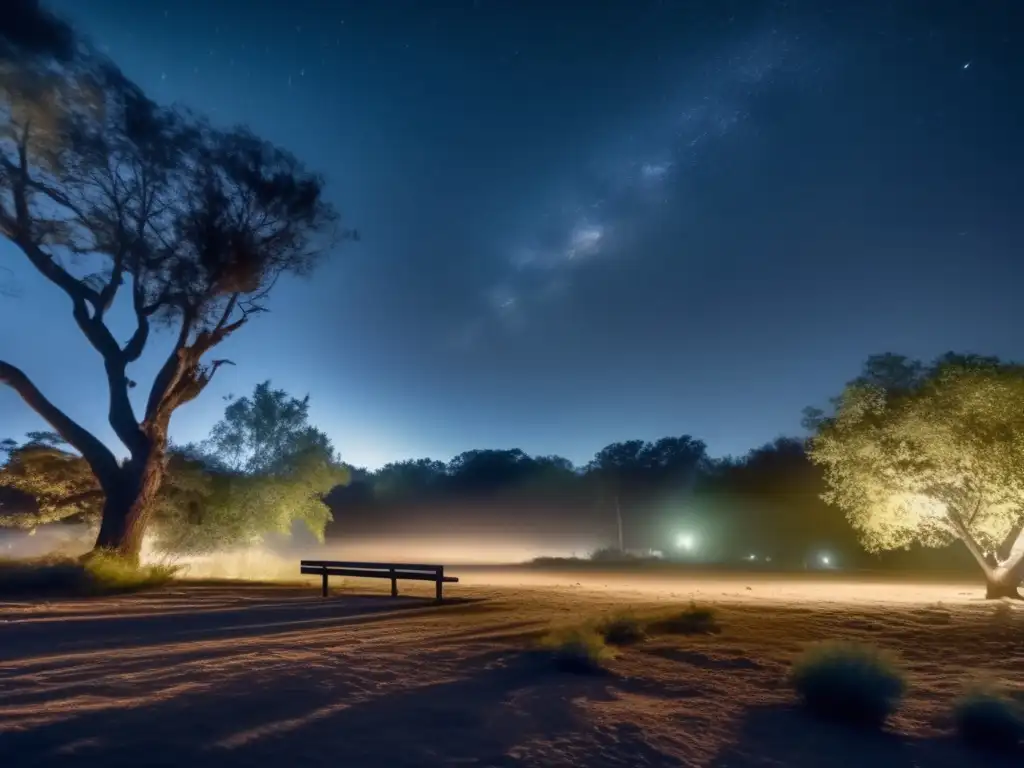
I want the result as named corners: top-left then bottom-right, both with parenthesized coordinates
top-left (595, 611), bottom-right (648, 646)
top-left (0, 570), bottom-right (1021, 767)
top-left (646, 600), bottom-right (721, 635)
top-left (537, 625), bottom-right (615, 674)
top-left (0, 552), bottom-right (178, 596)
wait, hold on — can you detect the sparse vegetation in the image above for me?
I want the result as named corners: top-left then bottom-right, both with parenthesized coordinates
top-left (0, 552), bottom-right (178, 596)
top-left (597, 612), bottom-right (647, 645)
top-left (954, 683), bottom-right (1024, 753)
top-left (538, 626), bottom-right (614, 674)
top-left (790, 641), bottom-right (906, 727)
top-left (647, 601), bottom-right (721, 635)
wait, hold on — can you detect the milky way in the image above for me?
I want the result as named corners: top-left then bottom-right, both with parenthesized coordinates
top-left (454, 27), bottom-right (814, 349)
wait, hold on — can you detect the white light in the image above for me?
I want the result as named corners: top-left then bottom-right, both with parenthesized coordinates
top-left (747, 554), bottom-right (757, 561)
top-left (676, 533), bottom-right (695, 551)
top-left (820, 553), bottom-right (831, 566)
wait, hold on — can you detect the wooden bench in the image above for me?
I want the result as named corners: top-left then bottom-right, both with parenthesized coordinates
top-left (300, 560), bottom-right (459, 602)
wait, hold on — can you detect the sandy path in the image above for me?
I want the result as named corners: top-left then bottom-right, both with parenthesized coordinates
top-left (0, 571), bottom-right (1020, 767)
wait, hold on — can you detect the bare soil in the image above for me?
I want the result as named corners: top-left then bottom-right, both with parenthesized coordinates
top-left (0, 569), bottom-right (1020, 767)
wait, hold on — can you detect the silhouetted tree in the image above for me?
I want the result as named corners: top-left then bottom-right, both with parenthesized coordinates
top-left (445, 448), bottom-right (536, 495)
top-left (706, 437), bottom-right (853, 565)
top-left (373, 458), bottom-right (448, 500)
top-left (0, 7), bottom-right (343, 561)
top-left (808, 353), bottom-right (1024, 598)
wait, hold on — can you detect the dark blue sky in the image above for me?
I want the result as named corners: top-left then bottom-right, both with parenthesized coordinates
top-left (2, 0), bottom-right (1022, 469)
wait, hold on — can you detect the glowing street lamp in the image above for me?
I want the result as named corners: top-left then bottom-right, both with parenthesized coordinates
top-left (676, 532), bottom-right (696, 552)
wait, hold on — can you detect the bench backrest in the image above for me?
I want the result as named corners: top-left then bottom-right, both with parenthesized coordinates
top-left (300, 560), bottom-right (444, 575)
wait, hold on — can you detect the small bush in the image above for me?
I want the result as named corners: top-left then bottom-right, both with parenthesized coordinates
top-left (648, 601), bottom-right (720, 635)
top-left (790, 642), bottom-right (905, 728)
top-left (597, 612), bottom-right (647, 646)
top-left (539, 626), bottom-right (614, 675)
top-left (589, 547), bottom-right (640, 563)
top-left (954, 684), bottom-right (1024, 753)
top-left (0, 551), bottom-right (178, 596)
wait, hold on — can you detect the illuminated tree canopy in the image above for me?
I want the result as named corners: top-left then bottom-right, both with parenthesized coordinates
top-left (807, 353), bottom-right (1024, 598)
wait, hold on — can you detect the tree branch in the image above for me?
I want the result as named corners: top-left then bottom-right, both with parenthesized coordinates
top-left (947, 508), bottom-right (996, 579)
top-left (145, 307), bottom-right (194, 422)
top-left (0, 360), bottom-right (120, 483)
top-left (103, 356), bottom-right (147, 456)
top-left (122, 278), bottom-right (150, 362)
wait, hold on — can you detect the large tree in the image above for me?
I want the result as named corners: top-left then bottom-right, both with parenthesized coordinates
top-left (807, 353), bottom-right (1024, 598)
top-left (0, 5), bottom-right (341, 560)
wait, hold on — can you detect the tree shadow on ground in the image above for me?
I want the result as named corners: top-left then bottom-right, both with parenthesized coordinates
top-left (709, 703), bottom-right (1016, 768)
top-left (3, 649), bottom-right (680, 768)
top-left (1, 593), bottom-right (489, 661)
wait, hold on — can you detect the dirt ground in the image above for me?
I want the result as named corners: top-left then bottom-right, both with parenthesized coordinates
top-left (0, 568), bottom-right (1020, 767)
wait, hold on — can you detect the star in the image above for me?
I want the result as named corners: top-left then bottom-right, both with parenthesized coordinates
top-left (962, 61), bottom-right (971, 70)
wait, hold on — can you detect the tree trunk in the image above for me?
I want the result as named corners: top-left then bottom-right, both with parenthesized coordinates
top-left (985, 566), bottom-right (1024, 600)
top-left (951, 512), bottom-right (1024, 600)
top-left (93, 450), bottom-right (166, 564)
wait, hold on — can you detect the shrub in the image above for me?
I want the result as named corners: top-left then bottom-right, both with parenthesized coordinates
top-left (539, 626), bottom-right (614, 675)
top-left (597, 612), bottom-right (647, 646)
top-left (790, 642), bottom-right (906, 728)
top-left (589, 547), bottom-right (639, 563)
top-left (954, 684), bottom-right (1024, 753)
top-left (0, 551), bottom-right (178, 596)
top-left (648, 601), bottom-right (720, 635)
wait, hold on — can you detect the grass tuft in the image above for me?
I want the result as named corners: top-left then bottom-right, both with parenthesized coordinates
top-left (953, 683), bottom-right (1024, 753)
top-left (647, 601), bottom-right (720, 636)
top-left (538, 626), bottom-right (614, 675)
top-left (0, 551), bottom-right (178, 596)
top-left (790, 641), bottom-right (905, 728)
top-left (597, 612), bottom-right (647, 646)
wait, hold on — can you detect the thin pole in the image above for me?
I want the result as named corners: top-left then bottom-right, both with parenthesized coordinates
top-left (616, 494), bottom-right (624, 551)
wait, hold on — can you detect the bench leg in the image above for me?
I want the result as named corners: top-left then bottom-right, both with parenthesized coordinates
top-left (435, 579), bottom-right (442, 603)
top-left (390, 568), bottom-right (398, 597)
top-left (321, 570), bottom-right (328, 598)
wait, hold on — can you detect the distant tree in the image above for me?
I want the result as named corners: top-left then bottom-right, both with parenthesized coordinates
top-left (155, 381), bottom-right (348, 554)
top-left (586, 437), bottom-right (707, 550)
top-left (641, 435), bottom-right (709, 490)
top-left (709, 437), bottom-right (852, 565)
top-left (0, 433), bottom-right (101, 527)
top-left (808, 353), bottom-right (1024, 598)
top-left (204, 381), bottom-right (335, 474)
top-left (154, 443), bottom-right (345, 555)
top-left (445, 449), bottom-right (536, 494)
top-left (372, 458), bottom-right (448, 500)
top-left (0, 6), bottom-right (345, 561)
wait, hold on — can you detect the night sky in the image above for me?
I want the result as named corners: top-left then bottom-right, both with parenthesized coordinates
top-left (2, 0), bottom-right (1022, 469)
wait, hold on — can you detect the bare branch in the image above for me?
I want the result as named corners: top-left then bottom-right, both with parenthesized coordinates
top-left (0, 360), bottom-right (120, 483)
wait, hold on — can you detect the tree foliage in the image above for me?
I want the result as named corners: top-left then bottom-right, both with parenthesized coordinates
top-left (0, 432), bottom-right (101, 527)
top-left (204, 381), bottom-right (335, 473)
top-left (153, 381), bottom-right (349, 554)
top-left (808, 353), bottom-right (1024, 594)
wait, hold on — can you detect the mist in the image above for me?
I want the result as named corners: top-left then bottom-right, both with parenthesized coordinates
top-left (0, 522), bottom-right (601, 581)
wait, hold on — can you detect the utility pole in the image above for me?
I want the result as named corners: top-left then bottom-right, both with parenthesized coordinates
top-left (615, 494), bottom-right (624, 552)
